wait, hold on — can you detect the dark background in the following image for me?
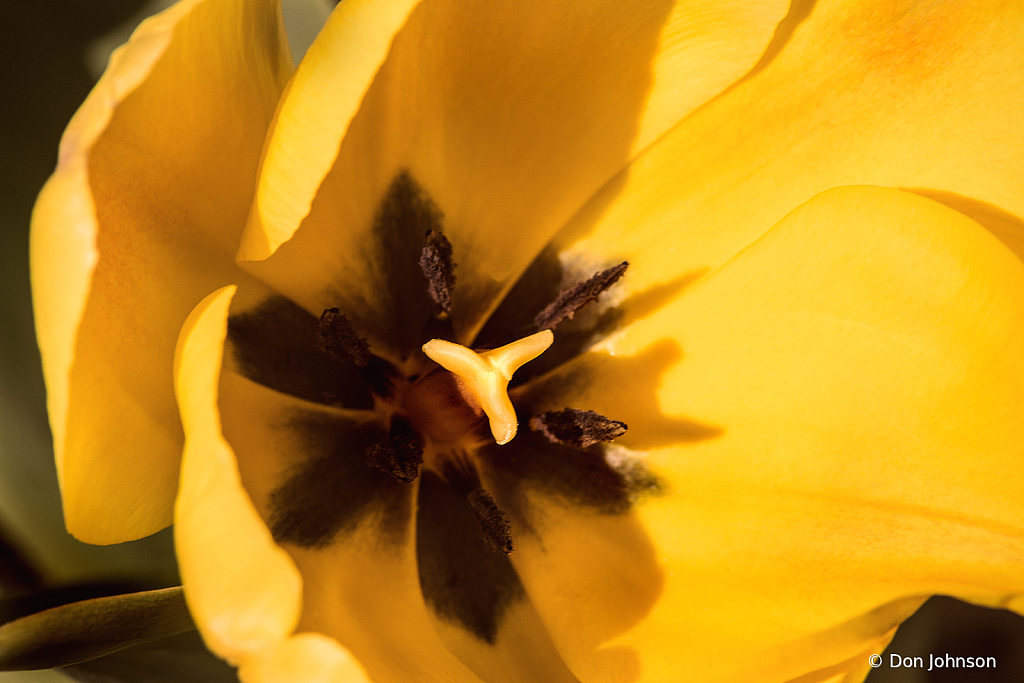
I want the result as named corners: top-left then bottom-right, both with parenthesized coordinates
top-left (1, 1), bottom-right (1022, 681)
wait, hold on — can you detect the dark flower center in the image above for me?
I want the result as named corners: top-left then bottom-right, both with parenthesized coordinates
top-left (307, 223), bottom-right (630, 554)
top-left (223, 170), bottom-right (690, 645)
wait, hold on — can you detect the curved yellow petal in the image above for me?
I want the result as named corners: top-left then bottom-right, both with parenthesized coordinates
top-left (31, 0), bottom-right (292, 544)
top-left (240, 0), bottom-right (788, 351)
top-left (239, 633), bottom-right (372, 683)
top-left (173, 286), bottom-right (302, 665)
top-left (562, 0), bottom-right (1024, 297)
top-left (239, 0), bottom-right (426, 261)
top-left (516, 187), bottom-right (1024, 681)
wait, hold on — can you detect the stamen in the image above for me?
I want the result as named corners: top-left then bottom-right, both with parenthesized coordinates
top-left (420, 230), bottom-right (456, 316)
top-left (317, 308), bottom-right (371, 368)
top-left (365, 419), bottom-right (423, 482)
top-left (422, 330), bottom-right (554, 445)
top-left (530, 408), bottom-right (627, 449)
top-left (467, 488), bottom-right (514, 554)
top-left (534, 261), bottom-right (628, 330)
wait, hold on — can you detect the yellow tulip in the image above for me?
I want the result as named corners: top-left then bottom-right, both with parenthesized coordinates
top-left (28, 0), bottom-right (1024, 681)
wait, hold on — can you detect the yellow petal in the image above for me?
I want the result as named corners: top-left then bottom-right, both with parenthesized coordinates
top-left (174, 286), bottom-right (302, 665)
top-left (562, 0), bottom-right (1024, 295)
top-left (239, 633), bottom-right (372, 683)
top-left (239, 0), bottom-right (788, 353)
top-left (515, 186), bottom-right (1024, 681)
top-left (239, 0), bottom-right (426, 261)
top-left (30, 0), bottom-right (291, 543)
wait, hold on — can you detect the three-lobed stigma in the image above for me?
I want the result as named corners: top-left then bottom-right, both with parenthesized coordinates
top-left (422, 330), bottom-right (554, 445)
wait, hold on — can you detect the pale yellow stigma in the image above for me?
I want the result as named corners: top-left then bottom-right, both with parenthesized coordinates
top-left (422, 330), bottom-right (554, 445)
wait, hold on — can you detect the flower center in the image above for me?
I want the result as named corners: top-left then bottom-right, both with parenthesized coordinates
top-left (228, 172), bottom-right (675, 589)
top-left (302, 199), bottom-right (633, 553)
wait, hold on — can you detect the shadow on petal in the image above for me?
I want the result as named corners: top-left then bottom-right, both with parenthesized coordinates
top-left (740, 0), bottom-right (818, 82)
top-left (903, 188), bottom-right (1024, 263)
top-left (517, 339), bottom-right (723, 451)
top-left (744, 596), bottom-right (924, 683)
top-left (524, 275), bottom-right (710, 387)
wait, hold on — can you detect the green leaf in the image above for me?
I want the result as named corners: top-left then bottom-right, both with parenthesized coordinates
top-left (63, 631), bottom-right (239, 683)
top-left (0, 587), bottom-right (193, 670)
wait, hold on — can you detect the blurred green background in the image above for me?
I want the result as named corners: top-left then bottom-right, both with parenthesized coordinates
top-left (1, 1), bottom-right (1022, 681)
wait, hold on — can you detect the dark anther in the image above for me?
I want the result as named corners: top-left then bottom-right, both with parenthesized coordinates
top-left (317, 308), bottom-right (371, 368)
top-left (529, 408), bottom-right (628, 449)
top-left (366, 418), bottom-right (423, 483)
top-left (366, 436), bottom-right (423, 483)
top-left (534, 261), bottom-right (628, 331)
top-left (419, 230), bottom-right (456, 316)
top-left (467, 489), bottom-right (514, 554)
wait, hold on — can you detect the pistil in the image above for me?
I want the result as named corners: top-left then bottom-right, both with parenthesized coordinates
top-left (422, 330), bottom-right (554, 445)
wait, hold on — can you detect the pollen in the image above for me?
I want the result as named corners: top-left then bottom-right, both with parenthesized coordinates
top-left (422, 330), bottom-right (554, 445)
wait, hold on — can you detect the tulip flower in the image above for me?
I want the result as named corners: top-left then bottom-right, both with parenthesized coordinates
top-left (21, 0), bottom-right (1024, 681)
